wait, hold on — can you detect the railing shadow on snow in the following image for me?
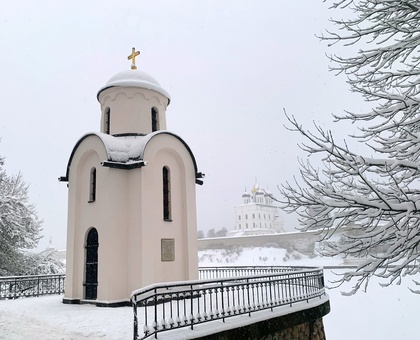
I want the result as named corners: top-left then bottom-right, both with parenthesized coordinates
top-left (131, 266), bottom-right (326, 340)
top-left (0, 274), bottom-right (65, 299)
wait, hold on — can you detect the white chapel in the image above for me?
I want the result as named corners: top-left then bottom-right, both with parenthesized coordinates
top-left (228, 182), bottom-right (284, 237)
top-left (60, 48), bottom-right (203, 306)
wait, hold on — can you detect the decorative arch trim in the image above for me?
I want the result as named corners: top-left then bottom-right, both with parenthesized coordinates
top-left (59, 131), bottom-right (203, 185)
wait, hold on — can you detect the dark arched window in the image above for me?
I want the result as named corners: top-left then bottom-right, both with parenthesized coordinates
top-left (89, 168), bottom-right (96, 203)
top-left (85, 228), bottom-right (98, 300)
top-left (104, 107), bottom-right (110, 134)
top-left (163, 166), bottom-right (171, 221)
top-left (152, 107), bottom-right (159, 132)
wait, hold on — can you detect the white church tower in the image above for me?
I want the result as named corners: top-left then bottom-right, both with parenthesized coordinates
top-left (60, 48), bottom-right (203, 306)
top-left (228, 181), bottom-right (284, 237)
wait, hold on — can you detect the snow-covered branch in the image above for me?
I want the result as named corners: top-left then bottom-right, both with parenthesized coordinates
top-left (0, 154), bottom-right (43, 276)
top-left (279, 0), bottom-right (420, 293)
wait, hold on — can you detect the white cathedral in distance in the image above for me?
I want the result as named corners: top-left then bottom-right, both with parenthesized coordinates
top-left (228, 182), bottom-right (284, 237)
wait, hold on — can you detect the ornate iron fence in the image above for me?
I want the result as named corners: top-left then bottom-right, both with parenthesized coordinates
top-left (198, 265), bottom-right (309, 279)
top-left (0, 274), bottom-right (65, 299)
top-left (131, 267), bottom-right (325, 340)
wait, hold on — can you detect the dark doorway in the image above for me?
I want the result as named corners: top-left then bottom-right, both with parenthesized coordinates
top-left (84, 228), bottom-right (98, 300)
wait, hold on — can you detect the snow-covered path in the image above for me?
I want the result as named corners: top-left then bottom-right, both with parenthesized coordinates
top-left (0, 296), bottom-right (132, 339)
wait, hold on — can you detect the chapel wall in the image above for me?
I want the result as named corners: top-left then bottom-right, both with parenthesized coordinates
top-left (138, 134), bottom-right (198, 287)
top-left (65, 138), bottom-right (107, 300)
top-left (98, 87), bottom-right (168, 135)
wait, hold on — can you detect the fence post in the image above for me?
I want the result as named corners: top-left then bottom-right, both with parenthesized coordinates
top-left (247, 277), bottom-right (251, 317)
top-left (190, 283), bottom-right (194, 330)
top-left (221, 282), bottom-right (225, 323)
top-left (269, 277), bottom-right (273, 311)
top-left (154, 288), bottom-right (158, 339)
top-left (133, 298), bottom-right (138, 340)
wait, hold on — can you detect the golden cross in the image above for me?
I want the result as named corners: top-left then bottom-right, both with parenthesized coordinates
top-left (127, 47), bottom-right (140, 70)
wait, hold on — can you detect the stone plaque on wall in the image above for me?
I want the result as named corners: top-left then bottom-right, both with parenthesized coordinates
top-left (161, 238), bottom-right (175, 261)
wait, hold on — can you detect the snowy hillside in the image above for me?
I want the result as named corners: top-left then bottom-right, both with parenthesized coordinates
top-left (198, 246), bottom-right (344, 267)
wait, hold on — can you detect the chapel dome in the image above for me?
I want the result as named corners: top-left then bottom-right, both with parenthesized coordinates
top-left (97, 69), bottom-right (171, 104)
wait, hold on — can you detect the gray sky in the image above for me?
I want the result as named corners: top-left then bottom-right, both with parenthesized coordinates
top-left (0, 1), bottom-right (365, 250)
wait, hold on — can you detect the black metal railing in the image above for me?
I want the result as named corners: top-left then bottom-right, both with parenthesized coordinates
top-left (0, 274), bottom-right (65, 299)
top-left (198, 265), bottom-right (306, 280)
top-left (131, 267), bottom-right (325, 340)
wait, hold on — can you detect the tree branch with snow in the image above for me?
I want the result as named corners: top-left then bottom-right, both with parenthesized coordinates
top-left (278, 0), bottom-right (420, 294)
top-left (0, 150), bottom-right (45, 276)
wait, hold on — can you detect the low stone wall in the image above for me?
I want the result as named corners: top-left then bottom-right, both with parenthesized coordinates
top-left (269, 318), bottom-right (326, 340)
top-left (198, 230), bottom-right (324, 256)
top-left (194, 300), bottom-right (330, 340)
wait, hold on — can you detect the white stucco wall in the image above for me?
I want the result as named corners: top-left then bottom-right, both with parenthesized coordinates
top-left (98, 87), bottom-right (168, 135)
top-left (133, 133), bottom-right (198, 289)
top-left (64, 133), bottom-right (199, 304)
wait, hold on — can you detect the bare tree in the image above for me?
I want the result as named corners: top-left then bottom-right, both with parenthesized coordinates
top-left (278, 0), bottom-right (420, 294)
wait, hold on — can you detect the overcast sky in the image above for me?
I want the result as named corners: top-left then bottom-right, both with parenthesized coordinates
top-left (0, 1), bottom-right (368, 250)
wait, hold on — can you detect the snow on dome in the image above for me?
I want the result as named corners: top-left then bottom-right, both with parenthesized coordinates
top-left (97, 69), bottom-right (171, 103)
top-left (256, 189), bottom-right (264, 195)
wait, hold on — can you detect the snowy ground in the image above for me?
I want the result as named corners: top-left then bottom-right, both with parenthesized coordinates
top-left (0, 296), bottom-right (132, 340)
top-left (0, 247), bottom-right (418, 339)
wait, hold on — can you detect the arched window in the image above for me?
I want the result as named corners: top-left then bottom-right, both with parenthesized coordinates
top-left (89, 168), bottom-right (96, 202)
top-left (85, 228), bottom-right (98, 300)
top-left (104, 107), bottom-right (110, 134)
top-left (163, 166), bottom-right (171, 221)
top-left (152, 107), bottom-right (159, 132)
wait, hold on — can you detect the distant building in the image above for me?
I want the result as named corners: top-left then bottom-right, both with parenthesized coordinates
top-left (228, 182), bottom-right (284, 237)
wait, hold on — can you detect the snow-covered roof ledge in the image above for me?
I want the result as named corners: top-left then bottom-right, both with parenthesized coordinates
top-left (101, 160), bottom-right (148, 170)
top-left (59, 131), bottom-right (203, 184)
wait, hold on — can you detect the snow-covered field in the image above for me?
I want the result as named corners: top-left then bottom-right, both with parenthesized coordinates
top-left (0, 247), bottom-right (418, 339)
